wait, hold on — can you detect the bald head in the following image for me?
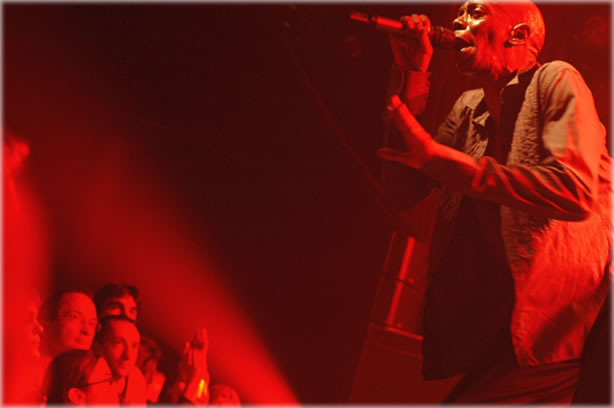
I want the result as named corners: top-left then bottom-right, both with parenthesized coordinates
top-left (490, 0), bottom-right (545, 58)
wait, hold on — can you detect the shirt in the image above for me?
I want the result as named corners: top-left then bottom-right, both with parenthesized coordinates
top-left (119, 365), bottom-right (148, 405)
top-left (385, 61), bottom-right (612, 380)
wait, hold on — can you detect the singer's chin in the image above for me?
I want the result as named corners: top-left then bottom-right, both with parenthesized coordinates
top-left (454, 48), bottom-right (478, 74)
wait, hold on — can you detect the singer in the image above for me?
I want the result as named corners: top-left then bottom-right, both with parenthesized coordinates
top-left (377, 0), bottom-right (611, 403)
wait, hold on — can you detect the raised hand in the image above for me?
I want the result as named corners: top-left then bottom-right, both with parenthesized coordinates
top-left (377, 95), bottom-right (436, 168)
top-left (389, 14), bottom-right (433, 72)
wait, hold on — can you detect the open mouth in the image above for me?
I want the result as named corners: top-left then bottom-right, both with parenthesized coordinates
top-left (455, 37), bottom-right (474, 52)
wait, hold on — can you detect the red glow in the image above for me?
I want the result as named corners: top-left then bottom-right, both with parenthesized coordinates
top-left (3, 135), bottom-right (51, 403)
top-left (66, 141), bottom-right (296, 404)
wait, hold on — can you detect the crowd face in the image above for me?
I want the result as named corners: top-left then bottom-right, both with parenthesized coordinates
top-left (71, 358), bottom-right (119, 405)
top-left (45, 292), bottom-right (98, 357)
top-left (137, 348), bottom-right (159, 378)
top-left (100, 294), bottom-right (138, 321)
top-left (100, 319), bottom-right (141, 380)
top-left (26, 298), bottom-right (44, 358)
top-left (453, 0), bottom-right (512, 77)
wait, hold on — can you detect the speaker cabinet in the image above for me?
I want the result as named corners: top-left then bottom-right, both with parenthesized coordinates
top-left (349, 232), bottom-right (461, 403)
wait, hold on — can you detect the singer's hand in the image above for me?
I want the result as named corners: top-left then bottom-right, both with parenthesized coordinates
top-left (377, 95), bottom-right (436, 168)
top-left (389, 14), bottom-right (433, 72)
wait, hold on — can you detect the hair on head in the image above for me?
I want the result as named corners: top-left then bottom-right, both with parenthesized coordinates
top-left (43, 349), bottom-right (101, 404)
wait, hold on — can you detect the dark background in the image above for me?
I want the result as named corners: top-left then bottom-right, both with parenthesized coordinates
top-left (4, 3), bottom-right (610, 403)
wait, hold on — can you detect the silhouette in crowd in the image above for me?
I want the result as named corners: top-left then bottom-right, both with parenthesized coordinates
top-left (94, 283), bottom-right (140, 321)
top-left (137, 335), bottom-right (167, 403)
top-left (9, 280), bottom-right (240, 404)
top-left (3, 293), bottom-right (45, 403)
top-left (93, 283), bottom-right (224, 404)
top-left (378, 0), bottom-right (611, 402)
top-left (93, 315), bottom-right (147, 404)
top-left (166, 328), bottom-right (212, 404)
top-left (42, 348), bottom-right (119, 405)
top-left (33, 288), bottom-right (99, 402)
top-left (38, 289), bottom-right (98, 362)
top-left (3, 132), bottom-right (51, 404)
top-left (209, 384), bottom-right (241, 406)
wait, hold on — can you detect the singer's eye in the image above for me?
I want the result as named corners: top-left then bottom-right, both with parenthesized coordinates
top-left (469, 5), bottom-right (487, 18)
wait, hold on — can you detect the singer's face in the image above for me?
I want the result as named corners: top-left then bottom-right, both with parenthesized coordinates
top-left (453, 0), bottom-right (510, 77)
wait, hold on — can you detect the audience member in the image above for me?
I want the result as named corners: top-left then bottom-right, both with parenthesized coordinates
top-left (31, 284), bottom-right (236, 406)
top-left (93, 315), bottom-right (147, 404)
top-left (4, 293), bottom-right (46, 403)
top-left (166, 328), bottom-right (211, 405)
top-left (137, 335), bottom-right (167, 403)
top-left (38, 288), bottom-right (98, 366)
top-left (209, 384), bottom-right (241, 406)
top-left (26, 296), bottom-right (45, 359)
top-left (94, 283), bottom-right (139, 321)
top-left (42, 348), bottom-right (119, 405)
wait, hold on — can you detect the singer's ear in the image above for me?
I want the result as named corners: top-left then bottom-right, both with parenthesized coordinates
top-left (508, 23), bottom-right (530, 46)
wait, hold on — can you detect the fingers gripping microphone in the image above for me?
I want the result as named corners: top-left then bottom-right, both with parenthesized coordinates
top-left (350, 12), bottom-right (455, 49)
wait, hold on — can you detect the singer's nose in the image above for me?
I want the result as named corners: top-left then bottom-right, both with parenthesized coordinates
top-left (452, 16), bottom-right (466, 31)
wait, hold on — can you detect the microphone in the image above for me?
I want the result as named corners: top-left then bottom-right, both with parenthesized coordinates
top-left (350, 11), bottom-right (455, 49)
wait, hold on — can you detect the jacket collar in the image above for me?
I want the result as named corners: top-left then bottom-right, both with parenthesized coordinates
top-left (469, 63), bottom-right (540, 129)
